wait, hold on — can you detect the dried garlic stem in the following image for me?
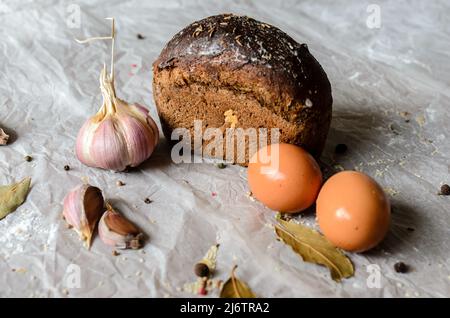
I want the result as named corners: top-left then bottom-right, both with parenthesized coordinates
top-left (75, 17), bottom-right (116, 83)
top-left (76, 18), bottom-right (118, 115)
top-left (99, 66), bottom-right (117, 114)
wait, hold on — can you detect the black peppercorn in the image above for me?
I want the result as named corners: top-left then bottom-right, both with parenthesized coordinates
top-left (137, 33), bottom-right (145, 40)
top-left (394, 262), bottom-right (408, 273)
top-left (217, 163), bottom-right (227, 169)
top-left (144, 198), bottom-right (152, 204)
top-left (440, 184), bottom-right (450, 196)
top-left (24, 155), bottom-right (32, 162)
top-left (194, 263), bottom-right (210, 277)
top-left (334, 143), bottom-right (347, 154)
top-left (64, 165), bottom-right (70, 171)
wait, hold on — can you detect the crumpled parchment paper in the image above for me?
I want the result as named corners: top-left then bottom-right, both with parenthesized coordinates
top-left (0, 0), bottom-right (449, 297)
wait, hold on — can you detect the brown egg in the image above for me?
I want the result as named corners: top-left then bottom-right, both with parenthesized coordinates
top-left (316, 171), bottom-right (391, 252)
top-left (248, 143), bottom-right (322, 213)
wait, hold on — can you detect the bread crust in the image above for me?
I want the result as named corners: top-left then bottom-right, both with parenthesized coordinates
top-left (153, 14), bottom-right (332, 164)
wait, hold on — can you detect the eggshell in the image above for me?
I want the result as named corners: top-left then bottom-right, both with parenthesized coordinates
top-left (248, 143), bottom-right (322, 213)
top-left (316, 171), bottom-right (391, 252)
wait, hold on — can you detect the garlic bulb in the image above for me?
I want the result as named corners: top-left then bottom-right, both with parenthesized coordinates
top-left (98, 203), bottom-right (143, 249)
top-left (76, 67), bottom-right (159, 172)
top-left (62, 184), bottom-right (105, 249)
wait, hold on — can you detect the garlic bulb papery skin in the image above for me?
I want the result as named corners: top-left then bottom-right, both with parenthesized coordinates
top-left (62, 184), bottom-right (105, 249)
top-left (98, 203), bottom-right (143, 249)
top-left (76, 67), bottom-right (159, 171)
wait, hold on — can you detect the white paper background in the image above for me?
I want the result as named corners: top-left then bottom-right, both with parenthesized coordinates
top-left (0, 0), bottom-right (449, 297)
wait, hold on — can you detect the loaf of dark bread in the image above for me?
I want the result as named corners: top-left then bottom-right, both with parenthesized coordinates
top-left (153, 14), bottom-right (332, 165)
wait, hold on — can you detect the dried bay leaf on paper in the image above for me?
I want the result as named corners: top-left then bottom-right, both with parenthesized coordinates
top-left (220, 265), bottom-right (256, 298)
top-left (0, 177), bottom-right (31, 220)
top-left (275, 216), bottom-right (354, 282)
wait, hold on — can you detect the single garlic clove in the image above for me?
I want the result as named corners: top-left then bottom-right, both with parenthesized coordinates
top-left (62, 184), bottom-right (105, 249)
top-left (98, 204), bottom-right (143, 249)
top-left (91, 117), bottom-right (130, 171)
top-left (76, 120), bottom-right (100, 168)
top-left (133, 103), bottom-right (160, 140)
top-left (118, 111), bottom-right (157, 167)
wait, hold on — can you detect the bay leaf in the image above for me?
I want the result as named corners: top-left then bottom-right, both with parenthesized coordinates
top-left (0, 177), bottom-right (31, 220)
top-left (275, 216), bottom-right (354, 282)
top-left (220, 265), bottom-right (256, 298)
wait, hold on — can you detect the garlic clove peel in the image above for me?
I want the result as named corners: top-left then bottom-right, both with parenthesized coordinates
top-left (63, 184), bottom-right (105, 249)
top-left (76, 67), bottom-right (159, 172)
top-left (0, 128), bottom-right (9, 145)
top-left (98, 203), bottom-right (143, 249)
